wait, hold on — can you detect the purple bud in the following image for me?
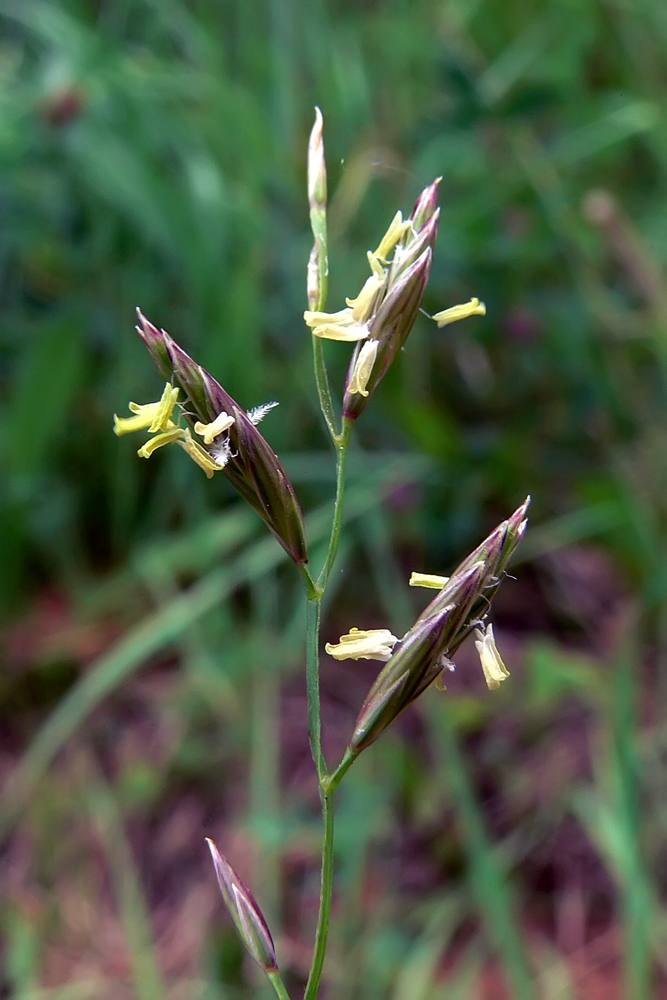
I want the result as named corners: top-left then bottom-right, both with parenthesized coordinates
top-left (206, 839), bottom-right (278, 973)
top-left (410, 178), bottom-right (441, 232)
top-left (136, 309), bottom-right (172, 378)
top-left (496, 496), bottom-right (531, 576)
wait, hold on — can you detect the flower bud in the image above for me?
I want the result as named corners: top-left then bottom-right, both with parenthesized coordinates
top-left (136, 310), bottom-right (308, 564)
top-left (442, 496), bottom-right (530, 616)
top-left (206, 839), bottom-right (278, 973)
top-left (409, 177), bottom-right (441, 233)
top-left (308, 107), bottom-right (327, 213)
top-left (307, 107), bottom-right (328, 311)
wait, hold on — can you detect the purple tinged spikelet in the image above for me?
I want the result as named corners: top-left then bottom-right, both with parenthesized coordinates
top-left (348, 498), bottom-right (531, 753)
top-left (387, 207), bottom-right (440, 280)
top-left (349, 562), bottom-right (485, 752)
top-left (343, 181), bottom-right (440, 421)
top-left (343, 249), bottom-right (432, 420)
top-left (135, 311), bottom-right (308, 565)
top-left (410, 177), bottom-right (441, 232)
top-left (206, 839), bottom-right (278, 973)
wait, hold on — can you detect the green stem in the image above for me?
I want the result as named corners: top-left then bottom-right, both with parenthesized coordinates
top-left (299, 562), bottom-right (319, 600)
top-left (300, 414), bottom-right (353, 997)
top-left (317, 418), bottom-right (353, 590)
top-left (309, 183), bottom-right (337, 444)
top-left (305, 594), bottom-right (327, 781)
top-left (303, 790), bottom-right (335, 1000)
top-left (303, 420), bottom-right (352, 779)
top-left (323, 748), bottom-right (358, 794)
top-left (312, 335), bottom-right (338, 444)
top-left (267, 970), bottom-right (293, 1000)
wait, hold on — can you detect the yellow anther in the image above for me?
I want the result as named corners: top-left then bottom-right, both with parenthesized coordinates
top-left (432, 298), bottom-right (486, 328)
top-left (178, 430), bottom-right (226, 479)
top-left (148, 383), bottom-right (180, 433)
top-left (371, 211), bottom-right (413, 264)
top-left (194, 410), bottom-right (235, 445)
top-left (114, 405), bottom-right (160, 436)
top-left (114, 383), bottom-right (179, 436)
top-left (367, 252), bottom-right (387, 277)
top-left (325, 627), bottom-right (399, 662)
top-left (409, 572), bottom-right (450, 589)
top-left (345, 272), bottom-right (385, 323)
top-left (137, 426), bottom-right (185, 458)
top-left (114, 385), bottom-right (229, 479)
top-left (347, 339), bottom-right (379, 398)
top-left (304, 308), bottom-right (370, 342)
top-left (474, 624), bottom-right (510, 690)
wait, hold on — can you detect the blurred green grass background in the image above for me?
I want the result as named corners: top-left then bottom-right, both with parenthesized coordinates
top-left (3, 0), bottom-right (667, 996)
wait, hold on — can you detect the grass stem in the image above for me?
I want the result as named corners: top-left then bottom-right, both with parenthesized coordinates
top-left (305, 594), bottom-right (327, 781)
top-left (267, 970), bottom-right (293, 1000)
top-left (303, 790), bottom-right (335, 1000)
top-left (312, 335), bottom-right (338, 444)
top-left (317, 418), bottom-right (353, 591)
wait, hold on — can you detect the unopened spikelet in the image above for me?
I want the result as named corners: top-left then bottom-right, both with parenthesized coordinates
top-left (135, 311), bottom-right (308, 565)
top-left (348, 498), bottom-right (530, 753)
top-left (307, 106), bottom-right (328, 311)
top-left (206, 839), bottom-right (278, 974)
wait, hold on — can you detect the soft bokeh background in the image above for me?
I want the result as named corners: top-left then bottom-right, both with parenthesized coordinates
top-left (3, 0), bottom-right (667, 997)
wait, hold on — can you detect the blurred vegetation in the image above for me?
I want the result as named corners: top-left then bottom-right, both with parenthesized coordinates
top-left (3, 0), bottom-right (667, 996)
